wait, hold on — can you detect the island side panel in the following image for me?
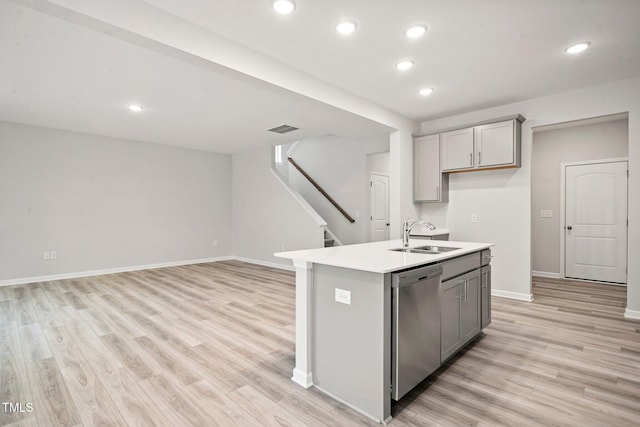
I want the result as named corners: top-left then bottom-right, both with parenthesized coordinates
top-left (312, 264), bottom-right (391, 423)
top-left (291, 259), bottom-right (314, 388)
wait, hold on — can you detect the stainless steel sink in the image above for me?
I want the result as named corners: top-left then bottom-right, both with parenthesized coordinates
top-left (389, 245), bottom-right (460, 254)
top-left (415, 245), bottom-right (460, 252)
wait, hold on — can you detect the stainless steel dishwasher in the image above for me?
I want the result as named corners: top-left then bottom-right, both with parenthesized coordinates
top-left (391, 263), bottom-right (443, 400)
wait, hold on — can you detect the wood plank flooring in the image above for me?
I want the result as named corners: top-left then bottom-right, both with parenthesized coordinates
top-left (1, 263), bottom-right (639, 426)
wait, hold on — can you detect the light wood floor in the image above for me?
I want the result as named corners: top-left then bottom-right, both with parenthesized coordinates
top-left (1, 262), bottom-right (639, 426)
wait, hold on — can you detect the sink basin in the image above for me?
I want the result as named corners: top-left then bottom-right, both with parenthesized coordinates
top-left (415, 245), bottom-right (460, 252)
top-left (389, 246), bottom-right (461, 255)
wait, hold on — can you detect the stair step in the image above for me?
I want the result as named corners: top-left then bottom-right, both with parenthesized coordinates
top-left (324, 239), bottom-right (334, 247)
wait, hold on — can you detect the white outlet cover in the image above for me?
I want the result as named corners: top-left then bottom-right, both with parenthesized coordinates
top-left (335, 288), bottom-right (351, 305)
top-left (50, 251), bottom-right (57, 259)
top-left (471, 213), bottom-right (478, 223)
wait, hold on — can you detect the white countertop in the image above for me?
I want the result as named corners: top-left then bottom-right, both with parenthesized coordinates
top-left (409, 226), bottom-right (449, 237)
top-left (275, 239), bottom-right (493, 274)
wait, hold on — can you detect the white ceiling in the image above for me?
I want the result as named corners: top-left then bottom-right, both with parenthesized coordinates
top-left (2, 0), bottom-right (640, 153)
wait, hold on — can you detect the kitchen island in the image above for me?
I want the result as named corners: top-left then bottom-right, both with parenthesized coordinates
top-left (275, 239), bottom-right (493, 424)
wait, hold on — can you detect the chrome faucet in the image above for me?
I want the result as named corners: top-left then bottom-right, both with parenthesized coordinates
top-left (402, 218), bottom-right (426, 247)
top-left (402, 218), bottom-right (438, 247)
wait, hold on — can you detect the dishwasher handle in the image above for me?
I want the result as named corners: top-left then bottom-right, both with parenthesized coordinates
top-left (392, 265), bottom-right (443, 288)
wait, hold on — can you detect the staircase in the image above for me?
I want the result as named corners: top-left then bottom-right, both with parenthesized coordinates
top-left (323, 226), bottom-right (342, 247)
top-left (324, 230), bottom-right (334, 247)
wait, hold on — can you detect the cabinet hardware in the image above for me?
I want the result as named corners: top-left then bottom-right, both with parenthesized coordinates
top-left (478, 152), bottom-right (482, 165)
top-left (465, 280), bottom-right (469, 302)
top-left (469, 152), bottom-right (473, 166)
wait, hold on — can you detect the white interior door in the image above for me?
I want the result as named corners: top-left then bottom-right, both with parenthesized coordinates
top-left (370, 174), bottom-right (389, 242)
top-left (565, 161), bottom-right (628, 283)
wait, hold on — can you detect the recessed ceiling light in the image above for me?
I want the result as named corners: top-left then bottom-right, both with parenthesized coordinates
top-left (565, 41), bottom-right (591, 54)
top-left (272, 0), bottom-right (295, 14)
top-left (418, 88), bottom-right (434, 96)
top-left (336, 21), bottom-right (357, 35)
top-left (406, 25), bottom-right (428, 39)
top-left (128, 104), bottom-right (143, 112)
top-left (396, 60), bottom-right (414, 71)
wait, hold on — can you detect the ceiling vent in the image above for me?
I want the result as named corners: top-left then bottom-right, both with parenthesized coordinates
top-left (268, 124), bottom-right (299, 134)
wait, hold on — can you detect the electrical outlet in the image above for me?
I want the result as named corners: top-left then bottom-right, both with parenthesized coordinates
top-left (50, 251), bottom-right (57, 260)
top-left (335, 288), bottom-right (351, 305)
top-left (43, 252), bottom-right (50, 260)
top-left (471, 213), bottom-right (478, 223)
top-left (213, 240), bottom-right (218, 247)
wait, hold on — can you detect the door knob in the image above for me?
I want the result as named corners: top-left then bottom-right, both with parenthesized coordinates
top-left (567, 226), bottom-right (573, 230)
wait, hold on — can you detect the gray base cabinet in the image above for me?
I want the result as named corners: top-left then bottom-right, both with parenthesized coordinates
top-left (440, 268), bottom-right (481, 362)
top-left (481, 265), bottom-right (492, 328)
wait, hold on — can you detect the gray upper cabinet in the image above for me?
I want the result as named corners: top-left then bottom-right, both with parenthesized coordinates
top-left (440, 116), bottom-right (523, 173)
top-left (474, 120), bottom-right (519, 168)
top-left (441, 127), bottom-right (474, 171)
top-left (414, 134), bottom-right (448, 202)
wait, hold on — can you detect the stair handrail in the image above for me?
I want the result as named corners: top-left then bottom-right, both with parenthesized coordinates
top-left (287, 157), bottom-right (356, 224)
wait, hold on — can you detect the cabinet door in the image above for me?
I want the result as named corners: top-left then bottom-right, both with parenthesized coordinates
top-left (440, 278), bottom-right (462, 362)
top-left (474, 120), bottom-right (515, 168)
top-left (441, 128), bottom-right (474, 171)
top-left (460, 270), bottom-right (481, 343)
top-left (481, 265), bottom-right (491, 328)
top-left (414, 135), bottom-right (444, 202)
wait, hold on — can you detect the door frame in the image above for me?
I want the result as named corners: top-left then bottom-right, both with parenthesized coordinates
top-left (369, 172), bottom-right (390, 242)
top-left (559, 157), bottom-right (628, 281)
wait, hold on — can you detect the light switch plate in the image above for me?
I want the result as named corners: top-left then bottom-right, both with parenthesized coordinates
top-left (540, 210), bottom-right (553, 218)
top-left (335, 288), bottom-right (351, 305)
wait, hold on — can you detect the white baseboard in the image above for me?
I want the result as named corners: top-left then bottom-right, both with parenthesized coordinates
top-left (230, 256), bottom-right (295, 272)
top-left (291, 368), bottom-right (313, 389)
top-left (0, 256), bottom-right (233, 287)
top-left (624, 309), bottom-right (640, 320)
top-left (531, 270), bottom-right (561, 279)
top-left (492, 289), bottom-right (534, 302)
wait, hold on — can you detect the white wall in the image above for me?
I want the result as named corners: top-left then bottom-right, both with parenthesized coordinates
top-left (391, 129), bottom-right (421, 238)
top-left (419, 76), bottom-right (640, 315)
top-left (0, 121), bottom-right (232, 283)
top-left (367, 151), bottom-right (390, 175)
top-left (232, 144), bottom-right (324, 269)
top-left (532, 118), bottom-right (628, 276)
top-left (287, 135), bottom-right (388, 245)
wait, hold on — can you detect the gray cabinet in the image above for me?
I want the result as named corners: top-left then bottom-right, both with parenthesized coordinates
top-left (414, 134), bottom-right (448, 202)
top-left (441, 268), bottom-right (481, 362)
top-left (481, 265), bottom-right (491, 328)
top-left (440, 278), bottom-right (461, 362)
top-left (441, 127), bottom-right (474, 171)
top-left (474, 120), bottom-right (519, 168)
top-left (440, 117), bottom-right (523, 172)
top-left (409, 233), bottom-right (449, 241)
